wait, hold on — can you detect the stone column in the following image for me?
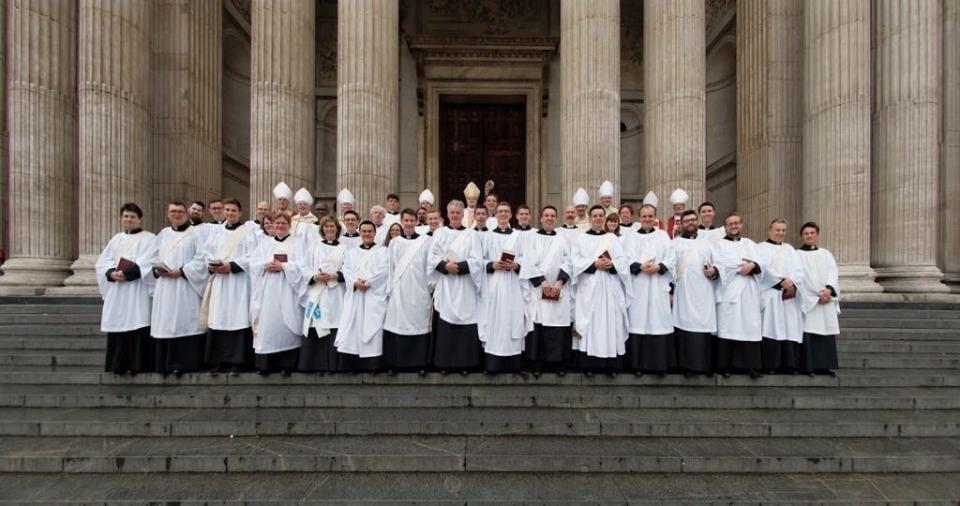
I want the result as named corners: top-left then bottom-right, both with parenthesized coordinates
top-left (942, 0), bottom-right (960, 293)
top-left (801, 0), bottom-right (882, 295)
top-left (0, 2), bottom-right (6, 256)
top-left (337, 0), bottom-right (398, 214)
top-left (151, 0), bottom-right (222, 229)
top-left (642, 0), bottom-right (704, 209)
top-left (560, 0), bottom-right (620, 204)
top-left (871, 0), bottom-right (947, 295)
top-left (58, 0), bottom-right (151, 293)
top-left (0, 0), bottom-right (77, 293)
top-left (736, 0), bottom-right (802, 239)
top-left (250, 0), bottom-right (315, 207)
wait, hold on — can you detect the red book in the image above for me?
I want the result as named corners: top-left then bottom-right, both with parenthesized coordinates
top-left (274, 253), bottom-right (288, 263)
top-left (500, 250), bottom-right (516, 263)
top-left (542, 288), bottom-right (560, 301)
top-left (781, 286), bottom-right (796, 300)
top-left (599, 250), bottom-right (612, 261)
top-left (116, 257), bottom-right (137, 272)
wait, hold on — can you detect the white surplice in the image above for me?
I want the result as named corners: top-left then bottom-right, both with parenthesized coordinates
top-left (199, 222), bottom-right (257, 330)
top-left (301, 239), bottom-right (347, 337)
top-left (571, 231), bottom-right (632, 358)
top-left (712, 236), bottom-right (765, 342)
top-left (519, 230), bottom-right (572, 327)
top-left (247, 235), bottom-right (307, 354)
top-left (623, 227), bottom-right (675, 335)
top-left (796, 246), bottom-right (841, 335)
top-left (336, 243), bottom-right (390, 358)
top-left (429, 226), bottom-right (484, 325)
top-left (670, 234), bottom-right (717, 333)
top-left (479, 228), bottom-right (530, 356)
top-left (384, 234), bottom-right (432, 335)
top-left (150, 225), bottom-right (209, 338)
top-left (756, 240), bottom-right (806, 343)
top-left (96, 230), bottom-right (158, 333)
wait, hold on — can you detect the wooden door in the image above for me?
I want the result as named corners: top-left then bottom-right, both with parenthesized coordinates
top-left (439, 103), bottom-right (526, 215)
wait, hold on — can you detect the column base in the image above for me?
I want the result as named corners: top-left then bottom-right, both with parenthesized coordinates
top-left (60, 254), bottom-right (99, 288)
top-left (874, 265), bottom-right (950, 294)
top-left (0, 257), bottom-right (72, 294)
top-left (837, 263), bottom-right (884, 294)
top-left (943, 271), bottom-right (960, 294)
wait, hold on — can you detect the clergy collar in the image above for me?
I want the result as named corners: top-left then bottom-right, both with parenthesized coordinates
top-left (172, 222), bottom-right (191, 232)
top-left (224, 221), bottom-right (242, 230)
top-left (493, 226), bottom-right (513, 234)
top-left (359, 242), bottom-right (376, 250)
top-left (800, 244), bottom-right (819, 251)
top-left (343, 231), bottom-right (359, 238)
top-left (275, 234), bottom-right (290, 242)
top-left (620, 222), bottom-right (632, 228)
top-left (537, 229), bottom-right (557, 236)
top-left (516, 224), bottom-right (532, 231)
top-left (447, 225), bottom-right (466, 231)
top-left (586, 229), bottom-right (606, 236)
top-left (402, 232), bottom-right (420, 240)
top-left (426, 231), bottom-right (434, 237)
top-left (699, 224), bottom-right (717, 230)
top-left (562, 224), bottom-right (578, 229)
top-left (724, 235), bottom-right (741, 242)
top-left (254, 219), bottom-right (262, 225)
top-left (125, 228), bottom-right (143, 235)
top-left (636, 226), bottom-right (656, 234)
top-left (374, 222), bottom-right (384, 228)
top-left (387, 210), bottom-right (399, 215)
top-left (322, 239), bottom-right (340, 246)
top-left (766, 239), bottom-right (782, 245)
top-left (680, 232), bottom-right (697, 240)
top-left (476, 227), bottom-right (488, 232)
top-left (189, 218), bottom-right (202, 226)
top-left (212, 219), bottom-right (225, 225)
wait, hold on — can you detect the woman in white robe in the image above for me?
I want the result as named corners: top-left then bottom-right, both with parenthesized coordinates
top-left (199, 200), bottom-right (258, 374)
top-left (479, 203), bottom-right (529, 373)
top-left (336, 221), bottom-right (390, 371)
top-left (756, 220), bottom-right (806, 374)
top-left (623, 206), bottom-right (677, 374)
top-left (671, 211), bottom-right (720, 374)
top-left (150, 202), bottom-right (210, 375)
top-left (796, 222), bottom-right (841, 375)
top-left (518, 207), bottom-right (573, 375)
top-left (248, 212), bottom-right (307, 375)
top-left (571, 206), bottom-right (632, 374)
top-left (383, 211), bottom-right (433, 374)
top-left (96, 203), bottom-right (158, 375)
top-left (299, 217), bottom-right (347, 373)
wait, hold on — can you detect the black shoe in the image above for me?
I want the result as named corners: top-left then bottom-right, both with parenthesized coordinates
top-left (748, 369), bottom-right (762, 379)
top-left (634, 371), bottom-right (644, 377)
top-left (556, 370), bottom-right (566, 377)
top-left (257, 370), bottom-right (268, 376)
top-left (721, 371), bottom-right (732, 378)
top-left (229, 367), bottom-right (240, 376)
top-left (126, 370), bottom-right (138, 377)
top-left (418, 369), bottom-right (427, 376)
top-left (440, 370), bottom-right (448, 376)
top-left (172, 370), bottom-right (184, 378)
top-left (683, 372), bottom-right (693, 378)
top-left (316, 371), bottom-right (326, 376)
top-left (607, 371), bottom-right (617, 378)
top-left (281, 370), bottom-right (292, 377)
top-left (532, 371), bottom-right (541, 378)
top-left (657, 372), bottom-right (666, 378)
top-left (767, 370), bottom-right (776, 375)
top-left (584, 371), bottom-right (593, 377)
top-left (387, 370), bottom-right (396, 376)
top-left (517, 371), bottom-right (528, 378)
top-left (461, 370), bottom-right (470, 376)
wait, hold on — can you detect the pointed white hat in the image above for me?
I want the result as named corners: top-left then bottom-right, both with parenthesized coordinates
top-left (643, 191), bottom-right (659, 208)
top-left (669, 188), bottom-right (689, 205)
top-left (598, 180), bottom-right (614, 198)
top-left (572, 187), bottom-right (590, 206)
top-left (337, 188), bottom-right (355, 205)
top-left (294, 188), bottom-right (313, 204)
top-left (463, 182), bottom-right (481, 200)
top-left (272, 181), bottom-right (293, 200)
top-left (418, 189), bottom-right (435, 205)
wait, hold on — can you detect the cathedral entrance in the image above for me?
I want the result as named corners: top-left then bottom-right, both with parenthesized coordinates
top-left (438, 100), bottom-right (526, 214)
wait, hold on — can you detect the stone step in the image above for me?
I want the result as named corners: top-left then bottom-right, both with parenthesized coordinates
top-left (1, 407), bottom-right (956, 438)
top-left (0, 304), bottom-right (101, 315)
top-left (840, 340), bottom-right (960, 354)
top-left (840, 328), bottom-right (960, 341)
top-left (0, 352), bottom-right (102, 367)
top-left (1, 472), bottom-right (957, 504)
top-left (0, 314), bottom-right (101, 325)
top-left (4, 384), bottom-right (958, 410)
top-left (0, 325), bottom-right (101, 336)
top-left (0, 435), bottom-right (957, 474)
top-left (839, 317), bottom-right (960, 329)
top-left (0, 337), bottom-right (103, 351)
top-left (1, 367), bottom-right (958, 387)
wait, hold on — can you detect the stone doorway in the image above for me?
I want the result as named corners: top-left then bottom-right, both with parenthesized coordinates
top-left (438, 100), bottom-right (527, 214)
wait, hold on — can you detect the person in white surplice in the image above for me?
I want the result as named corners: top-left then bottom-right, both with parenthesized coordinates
top-left (429, 200), bottom-right (484, 373)
top-left (336, 221), bottom-right (390, 372)
top-left (383, 209), bottom-right (433, 374)
top-left (299, 216), bottom-right (347, 373)
top-left (795, 221), bottom-right (841, 375)
top-left (248, 212), bottom-right (306, 375)
top-left (571, 205), bottom-right (631, 374)
top-left (97, 202), bottom-right (158, 375)
top-left (755, 219), bottom-right (806, 374)
top-left (519, 205), bottom-right (573, 376)
top-left (671, 210), bottom-right (720, 375)
top-left (623, 204), bottom-right (676, 375)
top-left (478, 202), bottom-right (530, 374)
top-left (150, 201), bottom-right (210, 376)
top-left (198, 199), bottom-right (258, 374)
top-left (711, 212), bottom-right (765, 378)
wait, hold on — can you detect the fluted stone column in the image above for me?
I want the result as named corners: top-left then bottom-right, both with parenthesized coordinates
top-left (0, 2), bottom-right (6, 256)
top-left (737, 0), bottom-right (802, 239)
top-left (0, 0), bottom-right (77, 293)
top-left (58, 0), bottom-right (151, 293)
top-left (642, 0), bottom-right (704, 209)
top-left (801, 0), bottom-right (882, 295)
top-left (942, 1), bottom-right (960, 293)
top-left (151, 0), bottom-right (222, 229)
top-left (560, 0), bottom-right (620, 204)
top-left (871, 0), bottom-right (947, 295)
top-left (337, 0), bottom-right (398, 214)
top-left (250, 0), bottom-right (315, 207)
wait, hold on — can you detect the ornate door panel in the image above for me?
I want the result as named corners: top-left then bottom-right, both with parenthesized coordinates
top-left (439, 103), bottom-right (526, 215)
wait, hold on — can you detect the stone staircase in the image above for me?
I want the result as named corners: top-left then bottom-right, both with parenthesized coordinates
top-left (0, 297), bottom-right (957, 504)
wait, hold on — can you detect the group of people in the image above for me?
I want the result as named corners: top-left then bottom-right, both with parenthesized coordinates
top-left (97, 179), bottom-right (841, 379)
